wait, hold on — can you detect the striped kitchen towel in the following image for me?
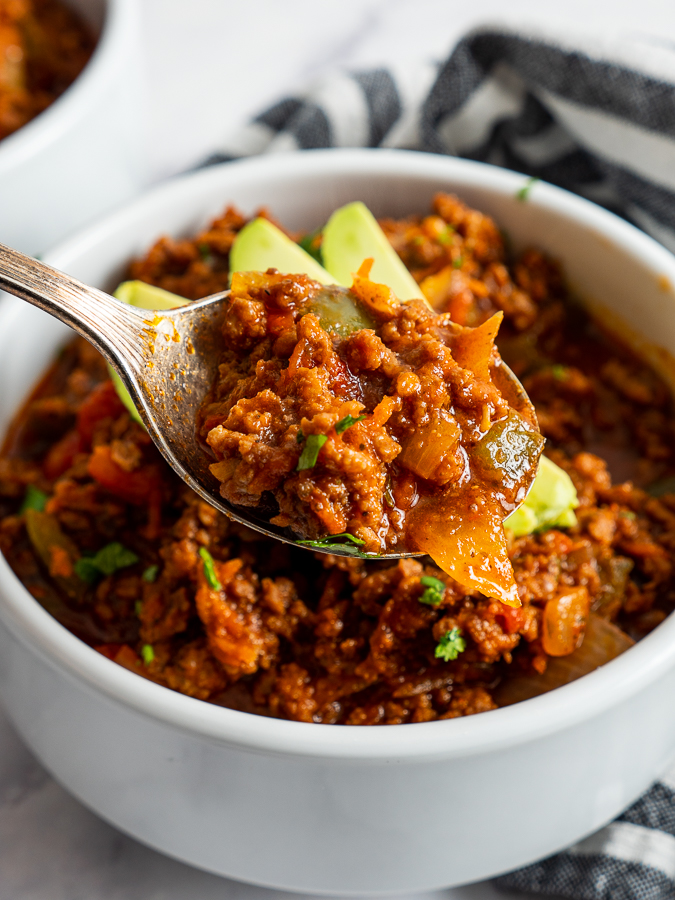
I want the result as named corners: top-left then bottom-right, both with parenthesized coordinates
top-left (206, 25), bottom-right (675, 255)
top-left (206, 25), bottom-right (675, 899)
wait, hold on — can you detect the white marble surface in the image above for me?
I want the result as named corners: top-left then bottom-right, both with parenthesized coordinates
top-left (0, 697), bottom-right (538, 899)
top-left (2, 0), bottom-right (673, 896)
top-left (138, 0), bottom-right (675, 178)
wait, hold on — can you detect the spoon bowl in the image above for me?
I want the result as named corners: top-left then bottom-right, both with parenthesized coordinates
top-left (0, 242), bottom-right (536, 558)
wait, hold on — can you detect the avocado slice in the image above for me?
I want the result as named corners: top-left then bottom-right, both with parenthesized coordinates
top-left (321, 201), bottom-right (422, 301)
top-left (505, 455), bottom-right (579, 537)
top-left (109, 281), bottom-right (189, 425)
top-left (230, 218), bottom-right (337, 285)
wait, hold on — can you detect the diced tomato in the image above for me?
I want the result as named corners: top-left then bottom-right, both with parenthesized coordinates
top-left (77, 380), bottom-right (124, 446)
top-left (88, 444), bottom-right (164, 539)
top-left (496, 602), bottom-right (526, 634)
top-left (88, 444), bottom-right (162, 505)
top-left (43, 428), bottom-right (81, 479)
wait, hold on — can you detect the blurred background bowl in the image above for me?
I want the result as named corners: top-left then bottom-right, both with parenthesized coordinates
top-left (0, 0), bottom-right (145, 256)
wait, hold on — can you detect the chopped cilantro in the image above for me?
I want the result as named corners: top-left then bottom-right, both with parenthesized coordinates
top-left (141, 644), bottom-right (155, 665)
top-left (297, 542), bottom-right (367, 556)
top-left (298, 532), bottom-right (365, 547)
top-left (619, 510), bottom-right (637, 521)
top-left (297, 533), bottom-right (367, 556)
top-left (135, 600), bottom-right (143, 617)
top-left (335, 414), bottom-right (366, 434)
top-left (94, 543), bottom-right (139, 576)
top-left (199, 547), bottom-right (222, 590)
top-left (413, 235), bottom-right (425, 247)
top-left (75, 542), bottom-right (139, 584)
top-left (435, 627), bottom-right (466, 662)
top-left (551, 364), bottom-right (568, 381)
top-left (297, 433), bottom-right (328, 470)
top-left (419, 575), bottom-right (446, 606)
top-left (296, 428), bottom-right (305, 444)
top-left (74, 557), bottom-right (101, 584)
top-left (516, 177), bottom-right (539, 202)
top-left (453, 255), bottom-right (464, 269)
top-left (438, 225), bottom-right (454, 246)
top-left (142, 564), bottom-right (159, 583)
top-left (20, 485), bottom-right (48, 514)
top-left (198, 243), bottom-right (211, 261)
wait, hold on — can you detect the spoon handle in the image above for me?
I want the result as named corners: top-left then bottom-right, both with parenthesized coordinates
top-left (0, 242), bottom-right (149, 373)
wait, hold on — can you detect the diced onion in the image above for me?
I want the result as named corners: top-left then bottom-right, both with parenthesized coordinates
top-left (398, 411), bottom-right (461, 483)
top-left (542, 586), bottom-right (589, 657)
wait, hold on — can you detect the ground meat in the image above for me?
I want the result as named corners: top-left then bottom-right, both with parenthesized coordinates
top-left (196, 268), bottom-right (542, 610)
top-left (0, 0), bottom-right (94, 141)
top-left (2, 194), bottom-right (675, 724)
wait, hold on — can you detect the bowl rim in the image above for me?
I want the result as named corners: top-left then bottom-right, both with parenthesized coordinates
top-left (3, 147), bottom-right (675, 761)
top-left (0, 0), bottom-right (136, 176)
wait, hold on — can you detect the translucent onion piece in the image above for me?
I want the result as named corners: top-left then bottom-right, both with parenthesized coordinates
top-left (25, 509), bottom-right (86, 602)
top-left (420, 265), bottom-right (455, 311)
top-left (398, 411), bottom-right (461, 484)
top-left (495, 614), bottom-right (635, 706)
top-left (452, 312), bottom-right (503, 381)
top-left (305, 286), bottom-right (375, 337)
top-left (542, 586), bottom-right (590, 656)
top-left (409, 491), bottom-right (520, 606)
top-left (474, 411), bottom-right (546, 491)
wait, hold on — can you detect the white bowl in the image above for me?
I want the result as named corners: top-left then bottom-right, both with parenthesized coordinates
top-left (0, 0), bottom-right (144, 256)
top-left (1, 149), bottom-right (675, 896)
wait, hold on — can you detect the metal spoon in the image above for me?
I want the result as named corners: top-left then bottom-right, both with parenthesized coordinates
top-left (0, 243), bottom-right (537, 559)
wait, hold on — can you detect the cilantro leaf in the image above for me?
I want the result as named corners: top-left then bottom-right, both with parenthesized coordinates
top-left (135, 600), bottom-right (143, 617)
top-left (74, 557), bottom-right (101, 584)
top-left (75, 542), bottom-right (139, 584)
top-left (199, 547), bottom-right (222, 590)
top-left (20, 485), bottom-right (48, 514)
top-left (335, 414), bottom-right (366, 434)
top-left (516, 177), bottom-right (539, 202)
top-left (435, 627), bottom-right (466, 662)
top-left (141, 644), bottom-right (155, 665)
top-left (297, 433), bottom-right (328, 470)
top-left (438, 225), bottom-right (454, 246)
top-left (297, 532), bottom-right (368, 556)
top-left (296, 428), bottom-right (305, 444)
top-left (93, 543), bottom-right (139, 576)
top-left (142, 564), bottom-right (159, 583)
top-left (453, 255), bottom-right (463, 269)
top-left (298, 532), bottom-right (365, 547)
top-left (419, 575), bottom-right (446, 606)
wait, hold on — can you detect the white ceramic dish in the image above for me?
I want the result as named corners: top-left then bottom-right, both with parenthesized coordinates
top-left (1, 149), bottom-right (675, 896)
top-left (0, 0), bottom-right (144, 256)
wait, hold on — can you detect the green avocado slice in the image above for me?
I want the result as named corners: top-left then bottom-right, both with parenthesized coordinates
top-left (230, 218), bottom-right (337, 285)
top-left (505, 455), bottom-right (579, 537)
top-left (108, 281), bottom-right (189, 425)
top-left (321, 201), bottom-right (422, 301)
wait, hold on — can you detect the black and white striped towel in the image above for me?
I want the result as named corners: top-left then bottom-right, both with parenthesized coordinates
top-left (206, 26), bottom-right (675, 899)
